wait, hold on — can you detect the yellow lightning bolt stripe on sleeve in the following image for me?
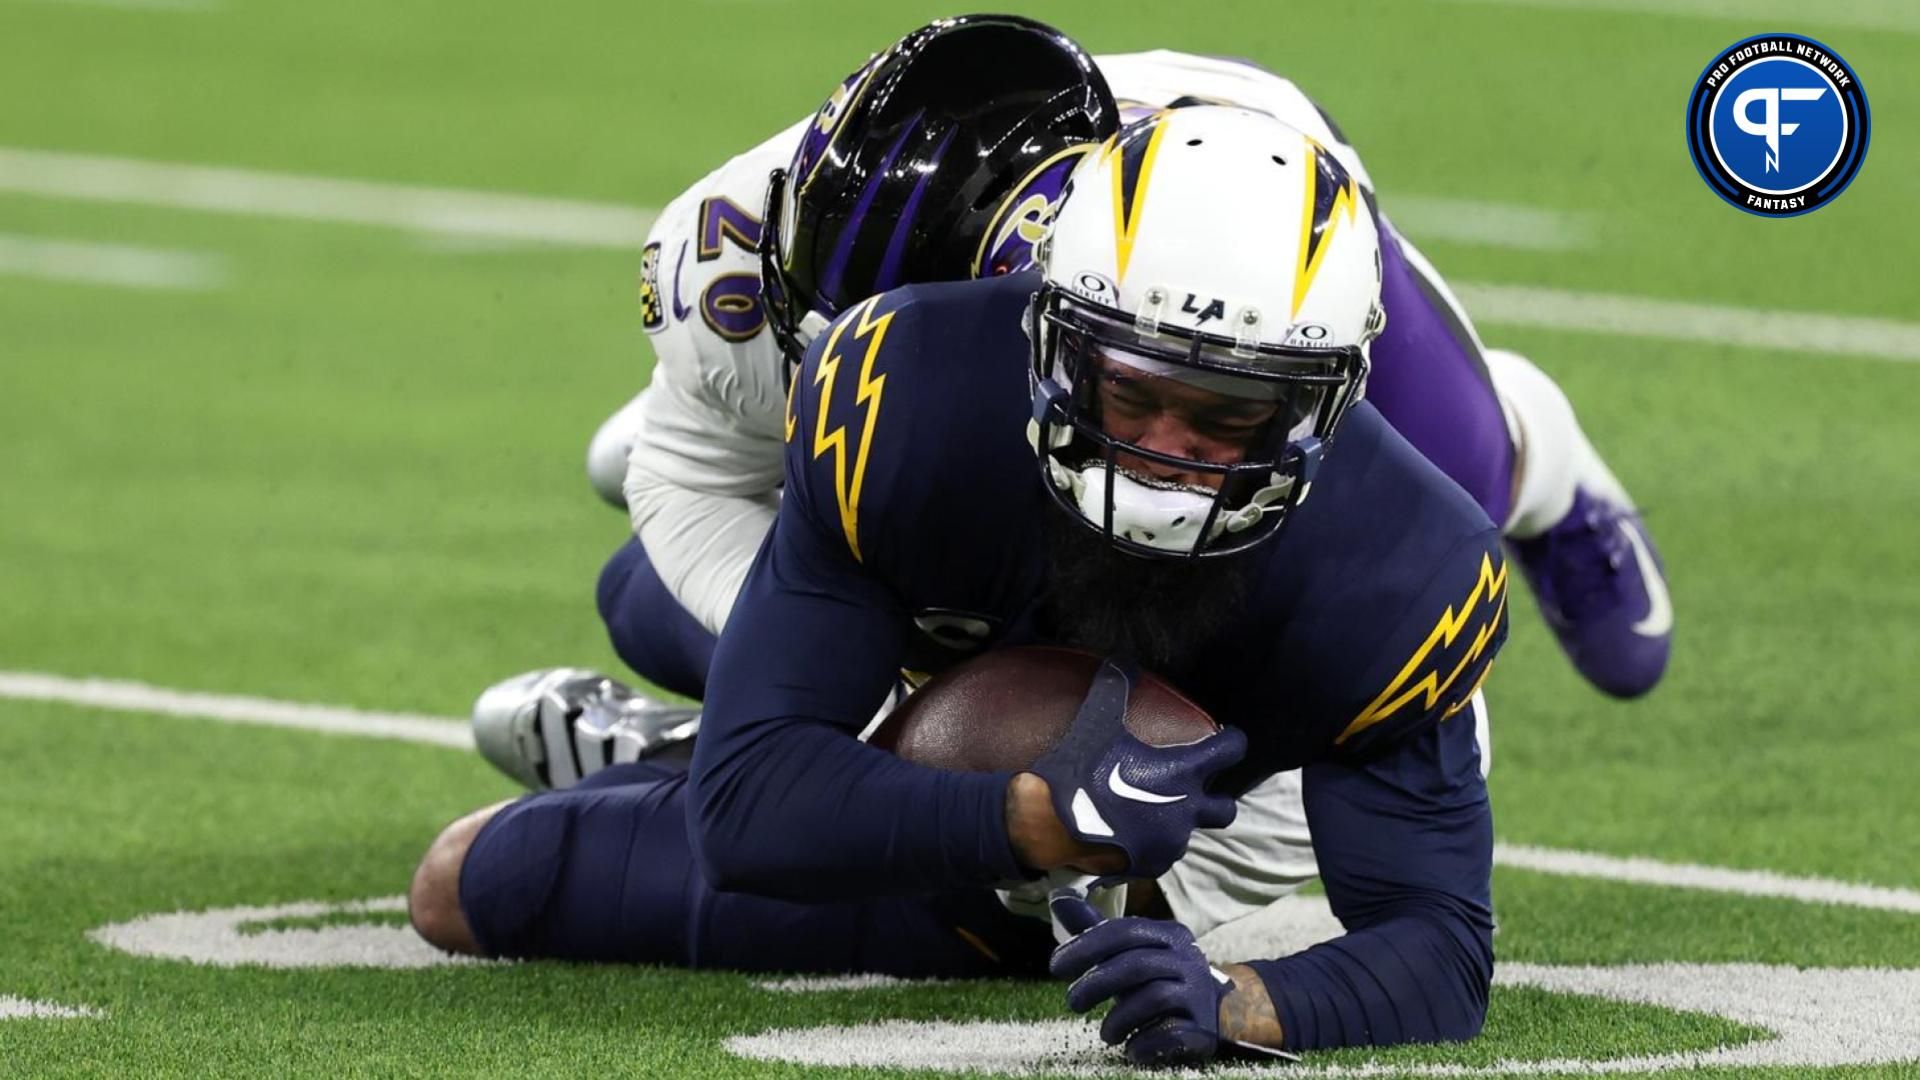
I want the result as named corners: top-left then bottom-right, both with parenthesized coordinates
top-left (1337, 552), bottom-right (1509, 745)
top-left (809, 295), bottom-right (895, 563)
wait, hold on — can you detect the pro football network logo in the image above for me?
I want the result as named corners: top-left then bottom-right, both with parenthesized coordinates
top-left (1686, 34), bottom-right (1869, 217)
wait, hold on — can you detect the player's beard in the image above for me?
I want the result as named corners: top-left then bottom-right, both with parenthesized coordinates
top-left (1038, 504), bottom-right (1249, 676)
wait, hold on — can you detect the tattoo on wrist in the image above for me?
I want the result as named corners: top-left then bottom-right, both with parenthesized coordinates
top-left (1217, 963), bottom-right (1284, 1047)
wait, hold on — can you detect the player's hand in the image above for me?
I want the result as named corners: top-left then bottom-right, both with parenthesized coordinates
top-left (1049, 891), bottom-right (1232, 1068)
top-left (1025, 659), bottom-right (1243, 881)
top-left (1049, 892), bottom-right (1300, 1070)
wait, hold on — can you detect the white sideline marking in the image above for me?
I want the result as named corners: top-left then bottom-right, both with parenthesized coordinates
top-left (1433, 0), bottom-right (1920, 35)
top-left (1453, 282), bottom-right (1920, 364)
top-left (0, 233), bottom-right (224, 290)
top-left (729, 962), bottom-right (1920, 1075)
top-left (0, 148), bottom-right (656, 248)
top-left (1392, 196), bottom-right (1592, 252)
top-left (0, 671), bottom-right (471, 749)
top-left (89, 896), bottom-right (480, 968)
top-left (8, 668), bottom-right (1920, 918)
top-left (0, 996), bottom-right (102, 1020)
top-left (1495, 842), bottom-right (1920, 914)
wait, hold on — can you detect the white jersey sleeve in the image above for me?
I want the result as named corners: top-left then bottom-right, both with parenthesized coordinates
top-left (630, 119), bottom-right (805, 497)
top-left (1094, 50), bottom-right (1374, 193)
top-left (619, 120), bottom-right (805, 633)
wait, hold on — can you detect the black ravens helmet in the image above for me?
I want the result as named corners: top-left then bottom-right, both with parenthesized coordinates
top-left (760, 14), bottom-right (1118, 364)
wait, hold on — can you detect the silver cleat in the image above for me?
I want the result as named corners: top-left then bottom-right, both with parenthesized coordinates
top-left (471, 668), bottom-right (702, 791)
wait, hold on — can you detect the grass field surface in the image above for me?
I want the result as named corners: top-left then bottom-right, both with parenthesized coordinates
top-left (2, 1), bottom-right (1916, 1076)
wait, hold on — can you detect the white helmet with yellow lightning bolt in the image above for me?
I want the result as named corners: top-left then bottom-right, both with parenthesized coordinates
top-left (1028, 105), bottom-right (1384, 558)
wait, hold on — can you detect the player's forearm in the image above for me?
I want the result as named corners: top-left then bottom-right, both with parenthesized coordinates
top-left (1241, 907), bottom-right (1493, 1050)
top-left (625, 470), bottom-right (778, 636)
top-left (690, 721), bottom-right (1025, 898)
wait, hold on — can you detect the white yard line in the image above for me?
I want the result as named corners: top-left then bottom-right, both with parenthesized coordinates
top-left (0, 147), bottom-right (1580, 253)
top-left (1432, 0), bottom-right (1920, 35)
top-left (5, 669), bottom-right (1919, 914)
top-left (1389, 197), bottom-right (1592, 252)
top-left (1494, 842), bottom-right (1920, 914)
top-left (758, 974), bottom-right (932, 993)
top-left (0, 671), bottom-right (471, 749)
top-left (88, 896), bottom-right (481, 969)
top-left (0, 232), bottom-right (224, 290)
top-left (730, 963), bottom-right (1920, 1075)
top-left (0, 996), bottom-right (102, 1020)
top-left (7, 148), bottom-right (1918, 362)
top-left (0, 148), bottom-right (655, 248)
top-left (1453, 282), bottom-right (1920, 364)
top-left (5, 0), bottom-right (213, 10)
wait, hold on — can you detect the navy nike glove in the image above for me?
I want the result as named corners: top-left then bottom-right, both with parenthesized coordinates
top-left (1028, 659), bottom-right (1244, 881)
top-left (1050, 891), bottom-right (1298, 1070)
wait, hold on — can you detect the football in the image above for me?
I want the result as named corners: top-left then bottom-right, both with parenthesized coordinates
top-left (867, 645), bottom-right (1219, 771)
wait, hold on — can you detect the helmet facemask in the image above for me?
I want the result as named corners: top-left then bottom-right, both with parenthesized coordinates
top-left (759, 167), bottom-right (834, 372)
top-left (1027, 281), bottom-right (1370, 559)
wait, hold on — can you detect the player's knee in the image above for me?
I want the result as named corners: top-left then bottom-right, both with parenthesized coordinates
top-left (409, 801), bottom-right (512, 956)
top-left (596, 539), bottom-right (646, 628)
top-left (596, 539), bottom-right (712, 699)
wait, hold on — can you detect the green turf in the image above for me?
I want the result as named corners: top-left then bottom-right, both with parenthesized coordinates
top-left (2, 0), bottom-right (1916, 1075)
top-left (0, 709), bottom-right (1774, 1077)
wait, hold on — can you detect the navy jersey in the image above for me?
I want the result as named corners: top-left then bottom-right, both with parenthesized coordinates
top-left (726, 271), bottom-right (1503, 763)
top-left (691, 272), bottom-right (1501, 1047)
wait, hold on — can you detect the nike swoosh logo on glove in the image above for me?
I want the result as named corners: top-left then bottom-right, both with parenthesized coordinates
top-left (1107, 764), bottom-right (1186, 804)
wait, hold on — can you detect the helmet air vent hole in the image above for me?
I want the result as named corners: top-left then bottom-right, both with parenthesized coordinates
top-left (1170, 516), bottom-right (1186, 526)
top-left (1186, 138), bottom-right (1203, 146)
top-left (1271, 155), bottom-right (1287, 166)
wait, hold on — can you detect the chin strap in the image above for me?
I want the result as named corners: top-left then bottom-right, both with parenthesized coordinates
top-left (796, 310), bottom-right (832, 346)
top-left (1041, 442), bottom-right (1322, 555)
top-left (1027, 373), bottom-right (1326, 554)
top-left (1051, 462), bottom-right (1281, 553)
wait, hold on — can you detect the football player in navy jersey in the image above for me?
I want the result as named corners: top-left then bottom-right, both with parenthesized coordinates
top-left (413, 109), bottom-right (1501, 1063)
top-left (565, 17), bottom-right (1666, 716)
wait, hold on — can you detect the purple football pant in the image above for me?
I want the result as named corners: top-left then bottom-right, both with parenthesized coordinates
top-left (1366, 219), bottom-right (1516, 528)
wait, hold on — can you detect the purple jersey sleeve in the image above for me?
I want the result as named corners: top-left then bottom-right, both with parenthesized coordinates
top-left (1245, 705), bottom-right (1495, 1049)
top-left (685, 293), bottom-right (1029, 900)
